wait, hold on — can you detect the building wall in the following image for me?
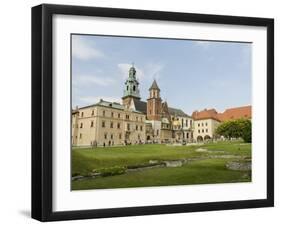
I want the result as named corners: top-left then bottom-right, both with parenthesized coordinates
top-left (193, 118), bottom-right (220, 141)
top-left (147, 98), bottom-right (162, 120)
top-left (146, 120), bottom-right (162, 142)
top-left (72, 105), bottom-right (146, 147)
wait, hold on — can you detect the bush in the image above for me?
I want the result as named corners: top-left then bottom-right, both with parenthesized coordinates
top-left (215, 119), bottom-right (251, 143)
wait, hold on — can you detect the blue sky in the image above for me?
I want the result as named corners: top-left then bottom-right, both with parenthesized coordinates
top-left (72, 34), bottom-right (251, 115)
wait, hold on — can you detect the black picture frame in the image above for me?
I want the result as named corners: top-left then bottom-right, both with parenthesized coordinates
top-left (32, 3), bottom-right (274, 222)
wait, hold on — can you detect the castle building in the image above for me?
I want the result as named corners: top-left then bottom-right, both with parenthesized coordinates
top-left (192, 109), bottom-right (221, 142)
top-left (72, 64), bottom-right (251, 146)
top-left (192, 106), bottom-right (252, 142)
top-left (71, 100), bottom-right (146, 146)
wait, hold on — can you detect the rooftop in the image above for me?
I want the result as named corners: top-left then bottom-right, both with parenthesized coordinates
top-left (192, 108), bottom-right (220, 121)
top-left (217, 105), bottom-right (252, 121)
top-left (149, 80), bottom-right (160, 91)
top-left (192, 105), bottom-right (252, 121)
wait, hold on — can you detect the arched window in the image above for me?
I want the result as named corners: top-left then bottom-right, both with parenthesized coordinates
top-left (127, 86), bottom-right (128, 91)
top-left (133, 85), bottom-right (136, 91)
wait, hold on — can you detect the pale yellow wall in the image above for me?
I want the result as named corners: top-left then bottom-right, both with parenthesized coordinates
top-left (72, 105), bottom-right (146, 147)
top-left (193, 118), bottom-right (220, 141)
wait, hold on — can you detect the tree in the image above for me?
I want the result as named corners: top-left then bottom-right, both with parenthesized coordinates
top-left (215, 119), bottom-right (251, 143)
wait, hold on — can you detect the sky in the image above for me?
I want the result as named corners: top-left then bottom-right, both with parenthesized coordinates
top-left (72, 34), bottom-right (252, 115)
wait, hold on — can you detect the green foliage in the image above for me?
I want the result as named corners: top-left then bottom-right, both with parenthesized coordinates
top-left (93, 166), bottom-right (126, 177)
top-left (215, 119), bottom-right (252, 143)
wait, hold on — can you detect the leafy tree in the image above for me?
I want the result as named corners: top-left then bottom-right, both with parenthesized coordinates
top-left (215, 119), bottom-right (251, 143)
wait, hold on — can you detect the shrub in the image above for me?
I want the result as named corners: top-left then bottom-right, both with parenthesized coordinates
top-left (215, 119), bottom-right (251, 143)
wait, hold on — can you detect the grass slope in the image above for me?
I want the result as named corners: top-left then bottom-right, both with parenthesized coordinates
top-left (71, 142), bottom-right (251, 190)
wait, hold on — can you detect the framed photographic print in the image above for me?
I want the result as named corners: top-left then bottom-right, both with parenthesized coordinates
top-left (32, 4), bottom-right (274, 221)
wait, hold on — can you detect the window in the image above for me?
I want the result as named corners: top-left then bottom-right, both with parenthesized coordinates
top-left (111, 112), bottom-right (114, 117)
top-left (119, 133), bottom-right (122, 139)
top-left (198, 123), bottom-right (200, 127)
top-left (104, 133), bottom-right (107, 139)
top-left (110, 122), bottom-right (113, 128)
top-left (181, 118), bottom-right (184, 126)
top-left (118, 113), bottom-right (120, 118)
top-left (186, 119), bottom-right (188, 127)
top-left (186, 133), bottom-right (189, 139)
top-left (206, 129), bottom-right (208, 132)
top-left (136, 116), bottom-right (138, 121)
top-left (202, 129), bottom-right (204, 133)
top-left (140, 117), bottom-right (143, 122)
top-left (81, 112), bottom-right (84, 117)
top-left (198, 129), bottom-right (200, 133)
top-left (138, 134), bottom-right (141, 139)
top-left (133, 85), bottom-right (136, 91)
top-left (79, 133), bottom-right (82, 139)
top-left (127, 123), bottom-right (130, 131)
top-left (103, 110), bottom-right (105, 116)
top-left (156, 129), bottom-right (159, 136)
top-left (205, 122), bottom-right (208, 126)
top-left (102, 121), bottom-right (105, 128)
top-left (117, 123), bottom-right (120, 129)
top-left (190, 120), bottom-right (192, 127)
top-left (202, 123), bottom-right (204, 126)
top-left (80, 123), bottom-right (83, 128)
top-left (136, 125), bottom-right (138, 131)
top-left (91, 110), bottom-right (94, 116)
top-left (140, 125), bottom-right (143, 131)
top-left (127, 86), bottom-right (128, 90)
top-left (111, 134), bottom-right (113, 139)
top-left (90, 121), bottom-right (94, 127)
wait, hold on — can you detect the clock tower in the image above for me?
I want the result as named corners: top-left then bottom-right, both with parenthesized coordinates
top-left (122, 64), bottom-right (141, 107)
top-left (147, 80), bottom-right (162, 120)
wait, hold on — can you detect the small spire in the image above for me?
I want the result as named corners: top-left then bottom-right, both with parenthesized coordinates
top-left (149, 79), bottom-right (160, 91)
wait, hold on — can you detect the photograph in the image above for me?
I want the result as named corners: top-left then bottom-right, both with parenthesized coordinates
top-left (71, 34), bottom-right (252, 190)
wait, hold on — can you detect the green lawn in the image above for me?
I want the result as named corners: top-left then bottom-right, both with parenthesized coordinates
top-left (71, 141), bottom-right (251, 190)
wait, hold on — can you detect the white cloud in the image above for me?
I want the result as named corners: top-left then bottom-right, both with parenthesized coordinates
top-left (79, 96), bottom-right (121, 105)
top-left (72, 36), bottom-right (104, 60)
top-left (146, 63), bottom-right (164, 80)
top-left (117, 63), bottom-right (164, 80)
top-left (117, 63), bottom-right (144, 79)
top-left (74, 74), bottom-right (115, 87)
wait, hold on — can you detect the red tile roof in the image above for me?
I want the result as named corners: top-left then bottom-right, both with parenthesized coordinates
top-left (217, 105), bottom-right (251, 121)
top-left (192, 109), bottom-right (221, 121)
top-left (192, 105), bottom-right (251, 122)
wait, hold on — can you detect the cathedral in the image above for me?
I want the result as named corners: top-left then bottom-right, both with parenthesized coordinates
top-left (121, 65), bottom-right (193, 143)
top-left (72, 64), bottom-right (193, 146)
top-left (71, 64), bottom-right (251, 146)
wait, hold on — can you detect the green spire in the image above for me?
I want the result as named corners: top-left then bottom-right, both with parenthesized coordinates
top-left (122, 64), bottom-right (140, 99)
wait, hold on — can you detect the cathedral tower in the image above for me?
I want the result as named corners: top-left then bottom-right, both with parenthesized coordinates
top-left (122, 64), bottom-right (141, 107)
top-left (147, 80), bottom-right (162, 120)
